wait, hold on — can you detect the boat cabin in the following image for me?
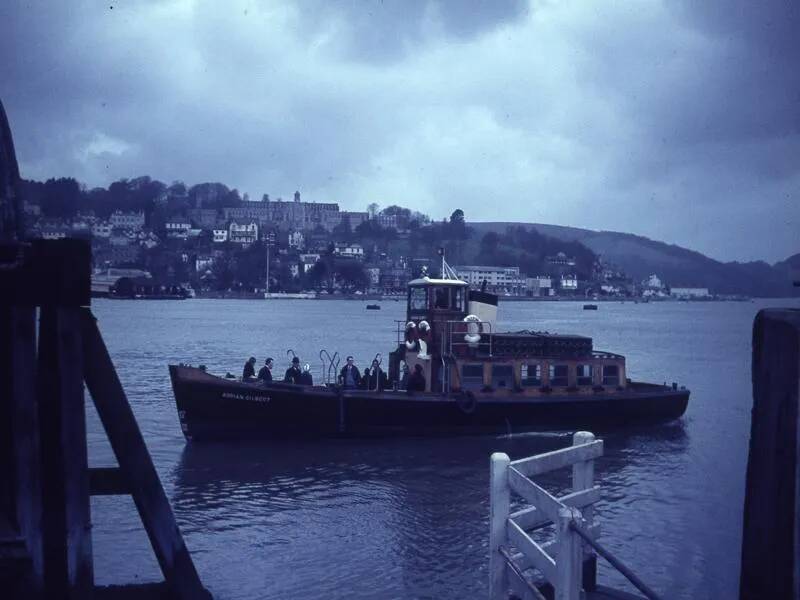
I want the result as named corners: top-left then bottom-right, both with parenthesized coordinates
top-left (389, 274), bottom-right (627, 397)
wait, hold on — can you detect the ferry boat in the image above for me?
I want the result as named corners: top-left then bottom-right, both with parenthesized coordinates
top-left (169, 261), bottom-right (689, 440)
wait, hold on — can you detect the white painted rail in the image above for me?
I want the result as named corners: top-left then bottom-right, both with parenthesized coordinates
top-left (489, 431), bottom-right (602, 600)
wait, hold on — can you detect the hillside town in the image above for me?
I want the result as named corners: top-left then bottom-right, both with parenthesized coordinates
top-left (21, 176), bottom-right (715, 300)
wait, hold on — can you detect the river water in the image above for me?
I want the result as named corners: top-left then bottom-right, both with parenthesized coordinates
top-left (85, 297), bottom-right (799, 599)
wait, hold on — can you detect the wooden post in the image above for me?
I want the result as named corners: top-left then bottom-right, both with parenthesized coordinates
top-left (490, 452), bottom-right (511, 600)
top-left (37, 307), bottom-right (93, 598)
top-left (556, 507), bottom-right (581, 600)
top-left (572, 431), bottom-right (597, 591)
top-left (740, 309), bottom-right (800, 600)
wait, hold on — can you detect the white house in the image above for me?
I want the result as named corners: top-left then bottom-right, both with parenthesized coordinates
top-left (288, 230), bottom-right (305, 250)
top-left (92, 221), bottom-right (112, 238)
top-left (559, 274), bottom-right (579, 292)
top-left (212, 228), bottom-right (228, 243)
top-left (165, 218), bottom-right (192, 238)
top-left (333, 243), bottom-right (364, 259)
top-left (299, 253), bottom-right (321, 273)
top-left (229, 220), bottom-right (258, 245)
top-left (526, 276), bottom-right (553, 297)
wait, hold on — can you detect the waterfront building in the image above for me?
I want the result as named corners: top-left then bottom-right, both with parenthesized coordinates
top-left (526, 276), bottom-right (553, 297)
top-left (299, 253), bottom-right (320, 273)
top-left (559, 274), bottom-right (579, 293)
top-left (670, 287), bottom-right (710, 299)
top-left (454, 265), bottom-right (526, 294)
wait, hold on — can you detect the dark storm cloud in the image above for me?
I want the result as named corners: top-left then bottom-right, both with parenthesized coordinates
top-left (0, 1), bottom-right (797, 262)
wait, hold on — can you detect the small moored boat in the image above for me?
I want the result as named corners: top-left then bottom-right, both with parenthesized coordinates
top-left (169, 260), bottom-right (689, 441)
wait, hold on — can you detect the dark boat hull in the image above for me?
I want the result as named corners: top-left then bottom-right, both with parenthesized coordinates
top-left (169, 365), bottom-right (689, 441)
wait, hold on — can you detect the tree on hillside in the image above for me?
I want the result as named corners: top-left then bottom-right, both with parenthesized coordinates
top-left (40, 177), bottom-right (82, 217)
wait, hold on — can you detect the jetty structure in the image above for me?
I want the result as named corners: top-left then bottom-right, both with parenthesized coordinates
top-left (0, 99), bottom-right (209, 598)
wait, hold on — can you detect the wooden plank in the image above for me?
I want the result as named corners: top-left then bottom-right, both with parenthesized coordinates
top-left (507, 518), bottom-right (557, 584)
top-left (511, 440), bottom-right (603, 478)
top-left (510, 486), bottom-right (601, 530)
top-left (556, 507), bottom-right (582, 600)
top-left (89, 467), bottom-right (130, 496)
top-left (489, 453), bottom-right (511, 600)
top-left (508, 466), bottom-right (566, 525)
top-left (80, 310), bottom-right (210, 600)
top-left (511, 523), bottom-right (600, 567)
top-left (38, 307), bottom-right (94, 597)
top-left (740, 309), bottom-right (800, 600)
top-left (9, 307), bottom-right (44, 590)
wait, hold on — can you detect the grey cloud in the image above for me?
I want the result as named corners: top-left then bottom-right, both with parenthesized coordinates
top-left (0, 0), bottom-right (797, 262)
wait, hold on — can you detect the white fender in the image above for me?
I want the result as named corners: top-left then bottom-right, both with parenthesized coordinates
top-left (463, 314), bottom-right (482, 346)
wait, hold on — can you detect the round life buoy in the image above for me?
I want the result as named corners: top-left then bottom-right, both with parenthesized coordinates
top-left (405, 321), bottom-right (418, 351)
top-left (463, 314), bottom-right (482, 346)
top-left (456, 390), bottom-right (478, 415)
top-left (417, 320), bottom-right (431, 359)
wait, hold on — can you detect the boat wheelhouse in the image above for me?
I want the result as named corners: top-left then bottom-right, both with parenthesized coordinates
top-left (388, 274), bottom-right (628, 400)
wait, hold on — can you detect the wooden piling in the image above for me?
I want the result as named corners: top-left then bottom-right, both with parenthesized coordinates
top-left (490, 452), bottom-right (511, 600)
top-left (556, 507), bottom-right (581, 600)
top-left (740, 309), bottom-right (800, 600)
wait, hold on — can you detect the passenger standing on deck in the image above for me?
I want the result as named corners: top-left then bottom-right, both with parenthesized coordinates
top-left (299, 363), bottom-right (313, 386)
top-left (366, 359), bottom-right (388, 391)
top-left (339, 356), bottom-right (361, 388)
top-left (243, 356), bottom-right (257, 380)
top-left (258, 358), bottom-right (273, 382)
top-left (407, 364), bottom-right (426, 393)
top-left (284, 356), bottom-right (302, 383)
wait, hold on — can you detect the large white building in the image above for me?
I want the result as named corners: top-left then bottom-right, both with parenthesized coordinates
top-left (110, 210), bottom-right (145, 230)
top-left (670, 287), bottom-right (710, 299)
top-left (454, 265), bottom-right (526, 293)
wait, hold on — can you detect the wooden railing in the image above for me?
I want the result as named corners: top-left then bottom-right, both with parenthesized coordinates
top-left (489, 432), bottom-right (602, 600)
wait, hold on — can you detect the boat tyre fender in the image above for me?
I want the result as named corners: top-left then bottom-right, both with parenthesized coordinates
top-left (456, 390), bottom-right (478, 415)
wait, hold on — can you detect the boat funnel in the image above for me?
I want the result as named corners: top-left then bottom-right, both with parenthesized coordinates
top-left (468, 289), bottom-right (498, 332)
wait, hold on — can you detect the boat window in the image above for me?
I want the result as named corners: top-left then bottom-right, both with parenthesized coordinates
top-left (602, 365), bottom-right (619, 385)
top-left (521, 364), bottom-right (542, 387)
top-left (461, 364), bottom-right (484, 390)
top-left (576, 364), bottom-right (593, 386)
top-left (491, 364), bottom-right (514, 388)
top-left (549, 364), bottom-right (569, 387)
top-left (453, 287), bottom-right (465, 312)
top-left (409, 287), bottom-right (427, 311)
top-left (434, 286), bottom-right (450, 309)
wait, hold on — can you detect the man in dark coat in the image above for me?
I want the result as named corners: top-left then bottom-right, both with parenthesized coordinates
top-left (339, 356), bottom-right (361, 388)
top-left (365, 359), bottom-right (388, 391)
top-left (243, 356), bottom-right (257, 380)
top-left (258, 357), bottom-right (273, 382)
top-left (284, 356), bottom-right (302, 384)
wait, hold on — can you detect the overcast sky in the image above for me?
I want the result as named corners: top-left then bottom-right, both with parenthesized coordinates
top-left (1, 1), bottom-right (798, 262)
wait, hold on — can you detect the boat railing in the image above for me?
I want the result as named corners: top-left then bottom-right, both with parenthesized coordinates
top-left (319, 349), bottom-right (340, 385)
top-left (490, 432), bottom-right (663, 600)
top-left (444, 319), bottom-right (494, 358)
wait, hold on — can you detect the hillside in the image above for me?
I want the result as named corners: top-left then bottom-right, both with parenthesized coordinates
top-left (471, 222), bottom-right (799, 297)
